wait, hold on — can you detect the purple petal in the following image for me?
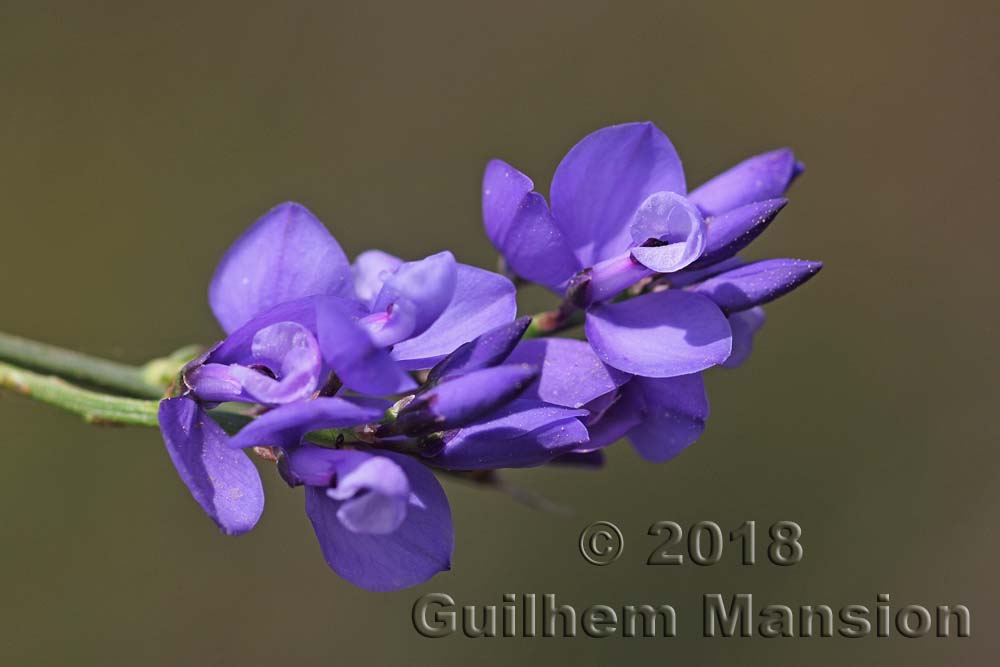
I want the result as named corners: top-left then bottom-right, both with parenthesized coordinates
top-left (305, 451), bottom-right (453, 592)
top-left (316, 298), bottom-right (416, 395)
top-left (689, 149), bottom-right (804, 217)
top-left (425, 400), bottom-right (590, 470)
top-left (183, 363), bottom-right (246, 403)
top-left (482, 159), bottom-right (581, 289)
top-left (353, 250), bottom-right (403, 309)
top-left (395, 364), bottom-right (538, 435)
top-left (209, 202), bottom-right (353, 334)
top-left (627, 374), bottom-right (709, 462)
top-left (227, 396), bottom-right (390, 450)
top-left (664, 256), bottom-right (747, 289)
top-left (550, 122), bottom-right (686, 267)
top-left (277, 444), bottom-right (342, 486)
top-left (582, 386), bottom-right (645, 450)
top-left (629, 192), bottom-right (707, 273)
top-left (425, 316), bottom-right (531, 385)
top-left (158, 397), bottom-right (264, 535)
top-left (722, 307), bottom-right (766, 368)
top-left (505, 338), bottom-right (629, 408)
top-left (585, 290), bottom-right (732, 377)
top-left (689, 258), bottom-right (823, 314)
top-left (690, 199), bottom-right (788, 270)
top-left (390, 264), bottom-right (517, 369)
top-left (370, 251), bottom-right (458, 344)
top-left (571, 254), bottom-right (655, 307)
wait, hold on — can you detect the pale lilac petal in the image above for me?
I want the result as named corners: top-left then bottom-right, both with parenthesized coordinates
top-left (396, 364), bottom-right (538, 435)
top-left (689, 259), bottom-right (823, 314)
top-left (208, 295), bottom-right (365, 365)
top-left (316, 298), bottom-right (416, 395)
top-left (426, 400), bottom-right (589, 470)
top-left (158, 397), bottom-right (264, 535)
top-left (285, 447), bottom-right (410, 535)
top-left (629, 192), bottom-right (707, 273)
top-left (722, 307), bottom-right (766, 368)
top-left (371, 251), bottom-right (458, 344)
top-left (689, 149), bottom-right (804, 217)
top-left (690, 199), bottom-right (788, 270)
top-left (482, 159), bottom-right (581, 289)
top-left (585, 290), bottom-right (732, 377)
top-left (353, 250), bottom-right (403, 309)
top-left (505, 338), bottom-right (629, 408)
top-left (225, 322), bottom-right (322, 405)
top-left (390, 264), bottom-right (517, 369)
top-left (550, 122), bottom-right (686, 266)
top-left (305, 451), bottom-right (453, 592)
top-left (425, 317), bottom-right (531, 385)
top-left (327, 453), bottom-right (410, 535)
top-left (209, 202), bottom-right (353, 333)
top-left (359, 300), bottom-right (418, 349)
top-left (227, 397), bottom-right (390, 450)
top-left (627, 374), bottom-right (709, 462)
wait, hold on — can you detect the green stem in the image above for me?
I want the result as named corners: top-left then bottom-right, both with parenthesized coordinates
top-left (0, 361), bottom-right (262, 434)
top-left (0, 297), bottom-right (590, 435)
top-left (0, 331), bottom-right (165, 399)
top-left (0, 361), bottom-right (160, 426)
top-left (524, 304), bottom-right (585, 339)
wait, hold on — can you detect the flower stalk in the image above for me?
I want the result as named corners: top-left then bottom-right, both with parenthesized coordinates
top-left (0, 361), bottom-right (161, 426)
top-left (0, 330), bottom-right (165, 399)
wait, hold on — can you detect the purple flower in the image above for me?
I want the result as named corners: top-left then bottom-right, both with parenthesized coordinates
top-left (392, 363), bottom-right (540, 436)
top-left (157, 397), bottom-right (265, 535)
top-left (146, 121), bottom-right (826, 592)
top-left (225, 399), bottom-right (453, 592)
top-left (646, 145), bottom-right (820, 369)
top-left (155, 203), bottom-right (512, 558)
top-left (483, 121), bottom-right (822, 374)
top-left (687, 148), bottom-right (805, 218)
top-left (154, 204), bottom-right (592, 589)
top-left (421, 400), bottom-right (591, 470)
top-left (504, 337), bottom-right (704, 463)
top-left (584, 373), bottom-right (710, 463)
top-left (185, 201), bottom-right (518, 404)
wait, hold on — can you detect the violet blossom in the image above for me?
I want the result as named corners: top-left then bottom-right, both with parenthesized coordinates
top-left (483, 122), bottom-right (822, 461)
top-left (483, 121), bottom-right (822, 378)
top-left (147, 122), bottom-right (823, 591)
top-left (155, 202), bottom-right (591, 590)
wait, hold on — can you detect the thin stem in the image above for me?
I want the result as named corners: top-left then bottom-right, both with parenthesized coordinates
top-left (523, 303), bottom-right (586, 339)
top-left (0, 361), bottom-right (263, 434)
top-left (0, 361), bottom-right (160, 426)
top-left (0, 331), bottom-right (164, 399)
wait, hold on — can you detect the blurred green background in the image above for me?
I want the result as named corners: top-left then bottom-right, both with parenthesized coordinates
top-left (1, 0), bottom-right (996, 664)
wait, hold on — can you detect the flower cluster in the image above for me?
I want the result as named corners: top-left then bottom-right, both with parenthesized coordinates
top-left (157, 122), bottom-right (821, 591)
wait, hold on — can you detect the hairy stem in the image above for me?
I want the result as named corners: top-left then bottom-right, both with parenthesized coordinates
top-left (0, 361), bottom-right (161, 426)
top-left (0, 331), bottom-right (165, 399)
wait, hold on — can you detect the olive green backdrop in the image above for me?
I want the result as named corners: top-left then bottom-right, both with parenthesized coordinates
top-left (1, 1), bottom-right (996, 664)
